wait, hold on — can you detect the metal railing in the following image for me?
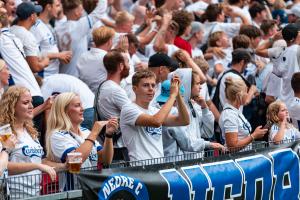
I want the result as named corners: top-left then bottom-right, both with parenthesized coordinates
top-left (0, 139), bottom-right (297, 199)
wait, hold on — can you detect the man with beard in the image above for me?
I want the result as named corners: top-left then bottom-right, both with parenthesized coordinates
top-left (95, 49), bottom-right (131, 161)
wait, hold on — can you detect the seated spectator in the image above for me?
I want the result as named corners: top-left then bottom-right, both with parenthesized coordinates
top-left (157, 80), bottom-right (224, 157)
top-left (0, 59), bottom-right (9, 98)
top-left (120, 70), bottom-right (190, 161)
top-left (219, 78), bottom-right (267, 149)
top-left (46, 93), bottom-right (117, 188)
top-left (0, 86), bottom-right (57, 199)
top-left (267, 101), bottom-right (300, 144)
top-left (41, 74), bottom-right (95, 130)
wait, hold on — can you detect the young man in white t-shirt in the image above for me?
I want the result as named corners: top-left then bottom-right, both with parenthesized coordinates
top-left (120, 70), bottom-right (190, 161)
top-left (55, 0), bottom-right (107, 76)
top-left (31, 0), bottom-right (72, 78)
top-left (11, 2), bottom-right (50, 74)
top-left (77, 26), bottom-right (115, 94)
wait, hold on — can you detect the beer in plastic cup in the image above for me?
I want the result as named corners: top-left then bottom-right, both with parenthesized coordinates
top-left (0, 124), bottom-right (12, 142)
top-left (67, 152), bottom-right (82, 174)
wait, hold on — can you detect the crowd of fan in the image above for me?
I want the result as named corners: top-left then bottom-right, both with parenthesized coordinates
top-left (1, 0), bottom-right (300, 198)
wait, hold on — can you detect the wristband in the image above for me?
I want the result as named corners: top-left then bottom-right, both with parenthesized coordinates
top-left (85, 138), bottom-right (95, 145)
top-left (105, 133), bottom-right (113, 138)
top-left (249, 134), bottom-right (255, 141)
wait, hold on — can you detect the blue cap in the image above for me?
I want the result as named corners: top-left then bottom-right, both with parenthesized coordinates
top-left (16, 2), bottom-right (42, 20)
top-left (156, 80), bottom-right (185, 103)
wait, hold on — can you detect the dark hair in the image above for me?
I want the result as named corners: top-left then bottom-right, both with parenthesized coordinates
top-left (103, 49), bottom-right (125, 74)
top-left (231, 49), bottom-right (252, 65)
top-left (154, 0), bottom-right (165, 8)
top-left (291, 72), bottom-right (300, 93)
top-left (132, 70), bottom-right (156, 86)
top-left (38, 0), bottom-right (54, 10)
top-left (260, 20), bottom-right (277, 35)
top-left (126, 33), bottom-right (139, 48)
top-left (228, 0), bottom-right (241, 5)
top-left (61, 0), bottom-right (82, 13)
top-left (239, 25), bottom-right (262, 39)
top-left (201, 4), bottom-right (223, 22)
top-left (232, 34), bottom-right (251, 49)
top-left (172, 10), bottom-right (194, 36)
top-left (249, 2), bottom-right (266, 19)
top-left (82, 0), bottom-right (97, 14)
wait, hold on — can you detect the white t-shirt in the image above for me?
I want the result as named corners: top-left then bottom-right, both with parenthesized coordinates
top-left (219, 103), bottom-right (252, 146)
top-left (77, 48), bottom-right (107, 94)
top-left (213, 48), bottom-right (232, 73)
top-left (10, 25), bottom-right (40, 57)
top-left (41, 74), bottom-right (94, 109)
top-left (185, 1), bottom-right (208, 13)
top-left (230, 5), bottom-right (252, 23)
top-left (192, 47), bottom-right (204, 58)
top-left (9, 130), bottom-right (44, 199)
top-left (120, 103), bottom-right (163, 161)
top-left (30, 19), bottom-right (60, 78)
top-left (268, 124), bottom-right (300, 142)
top-left (219, 71), bottom-right (242, 108)
top-left (200, 82), bottom-right (210, 101)
top-left (0, 28), bottom-right (42, 97)
top-left (265, 72), bottom-right (282, 98)
top-left (268, 45), bottom-right (300, 106)
top-left (289, 97), bottom-right (300, 130)
top-left (145, 44), bottom-right (179, 59)
top-left (55, 0), bottom-right (107, 76)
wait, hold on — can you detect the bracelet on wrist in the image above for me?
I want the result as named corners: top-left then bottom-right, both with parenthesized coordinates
top-left (105, 133), bottom-right (113, 138)
top-left (249, 134), bottom-right (255, 141)
top-left (85, 138), bottom-right (95, 145)
top-left (1, 147), bottom-right (11, 154)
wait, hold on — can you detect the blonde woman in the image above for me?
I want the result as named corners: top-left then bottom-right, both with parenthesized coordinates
top-left (267, 101), bottom-right (300, 144)
top-left (0, 86), bottom-right (56, 199)
top-left (46, 92), bottom-right (117, 171)
top-left (219, 78), bottom-right (268, 150)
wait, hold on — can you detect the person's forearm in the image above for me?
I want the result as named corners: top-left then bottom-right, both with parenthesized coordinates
top-left (175, 95), bottom-right (190, 126)
top-left (226, 135), bottom-right (252, 150)
top-left (8, 162), bottom-right (40, 175)
top-left (273, 124), bottom-right (285, 144)
top-left (239, 13), bottom-right (250, 25)
top-left (187, 59), bottom-right (207, 83)
top-left (154, 24), bottom-right (168, 53)
top-left (244, 86), bottom-right (256, 105)
top-left (139, 30), bottom-right (158, 46)
top-left (42, 159), bottom-right (66, 172)
top-left (47, 52), bottom-right (61, 60)
top-left (207, 101), bottom-right (220, 122)
top-left (74, 132), bottom-right (99, 162)
top-left (152, 95), bottom-right (177, 126)
top-left (99, 138), bottom-right (113, 165)
top-left (0, 152), bottom-right (8, 176)
top-left (33, 103), bottom-right (46, 117)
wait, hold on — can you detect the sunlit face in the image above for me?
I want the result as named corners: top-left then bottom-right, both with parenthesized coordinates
top-left (278, 103), bottom-right (289, 121)
top-left (15, 91), bottom-right (33, 121)
top-left (74, 4), bottom-right (84, 20)
top-left (0, 64), bottom-right (9, 86)
top-left (251, 36), bottom-right (261, 48)
top-left (133, 77), bottom-right (156, 103)
top-left (191, 74), bottom-right (202, 98)
top-left (49, 0), bottom-right (61, 18)
top-left (219, 33), bottom-right (230, 48)
top-left (66, 96), bottom-right (84, 125)
top-left (123, 19), bottom-right (134, 33)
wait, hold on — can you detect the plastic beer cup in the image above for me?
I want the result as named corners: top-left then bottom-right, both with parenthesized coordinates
top-left (0, 124), bottom-right (12, 142)
top-left (67, 152), bottom-right (82, 174)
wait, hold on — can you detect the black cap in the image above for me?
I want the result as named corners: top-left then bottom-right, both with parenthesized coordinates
top-left (232, 48), bottom-right (255, 64)
top-left (282, 23), bottom-right (299, 43)
top-left (148, 53), bottom-right (179, 72)
top-left (16, 2), bottom-right (42, 20)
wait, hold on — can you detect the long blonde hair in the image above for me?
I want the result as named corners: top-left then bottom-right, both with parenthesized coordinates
top-left (46, 92), bottom-right (78, 159)
top-left (0, 86), bottom-right (38, 139)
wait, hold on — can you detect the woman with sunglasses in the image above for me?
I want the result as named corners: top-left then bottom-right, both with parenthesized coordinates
top-left (219, 77), bottom-right (268, 150)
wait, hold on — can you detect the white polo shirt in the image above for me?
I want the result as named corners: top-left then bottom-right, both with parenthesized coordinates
top-left (0, 28), bottom-right (42, 97)
top-left (77, 48), bottom-right (107, 94)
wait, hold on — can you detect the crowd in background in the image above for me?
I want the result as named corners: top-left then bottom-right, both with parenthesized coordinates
top-left (1, 0), bottom-right (300, 198)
